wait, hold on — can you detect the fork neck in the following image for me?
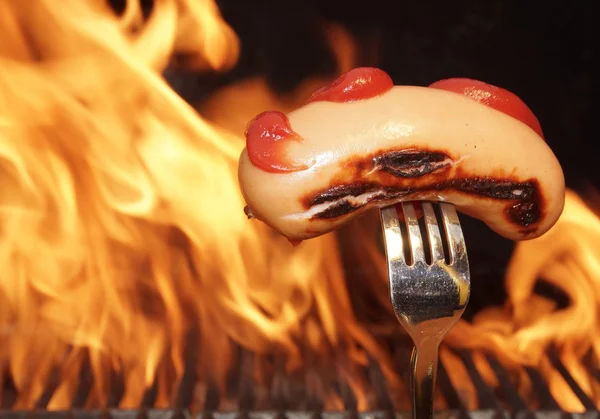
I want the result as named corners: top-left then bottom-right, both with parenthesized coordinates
top-left (411, 341), bottom-right (440, 419)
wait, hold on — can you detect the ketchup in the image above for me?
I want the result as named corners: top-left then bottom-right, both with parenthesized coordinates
top-left (429, 78), bottom-right (544, 138)
top-left (288, 239), bottom-right (302, 247)
top-left (245, 111), bottom-right (312, 173)
top-left (308, 67), bottom-right (394, 104)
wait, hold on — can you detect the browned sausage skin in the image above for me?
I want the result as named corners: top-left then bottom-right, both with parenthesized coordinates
top-left (238, 68), bottom-right (565, 242)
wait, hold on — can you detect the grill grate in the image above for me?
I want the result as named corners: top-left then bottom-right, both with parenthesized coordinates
top-left (1, 220), bottom-right (597, 416)
top-left (1, 343), bottom-right (599, 417)
top-left (0, 409), bottom-right (599, 419)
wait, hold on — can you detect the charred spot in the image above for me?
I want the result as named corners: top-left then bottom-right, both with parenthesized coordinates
top-left (314, 201), bottom-right (360, 219)
top-left (373, 150), bottom-right (452, 178)
top-left (307, 182), bottom-right (408, 207)
top-left (311, 187), bottom-right (407, 219)
top-left (451, 178), bottom-right (536, 200)
top-left (300, 146), bottom-right (545, 231)
top-left (309, 183), bottom-right (373, 206)
top-left (507, 201), bottom-right (541, 227)
top-left (305, 176), bottom-right (543, 229)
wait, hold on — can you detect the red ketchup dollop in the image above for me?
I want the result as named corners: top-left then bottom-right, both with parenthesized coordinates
top-left (308, 67), bottom-right (394, 104)
top-left (428, 78), bottom-right (544, 138)
top-left (245, 110), bottom-right (312, 173)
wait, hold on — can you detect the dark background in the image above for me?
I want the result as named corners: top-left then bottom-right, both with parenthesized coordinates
top-left (211, 1), bottom-right (597, 186)
top-left (159, 0), bottom-right (597, 314)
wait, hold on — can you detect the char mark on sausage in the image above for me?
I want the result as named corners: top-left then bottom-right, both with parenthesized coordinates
top-left (309, 184), bottom-right (373, 206)
top-left (301, 148), bottom-right (542, 228)
top-left (373, 150), bottom-right (453, 178)
top-left (315, 201), bottom-right (361, 219)
top-left (451, 178), bottom-right (536, 200)
top-left (508, 201), bottom-right (540, 227)
top-left (307, 179), bottom-right (541, 227)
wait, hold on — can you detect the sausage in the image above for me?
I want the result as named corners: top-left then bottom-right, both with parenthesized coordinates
top-left (237, 67), bottom-right (565, 242)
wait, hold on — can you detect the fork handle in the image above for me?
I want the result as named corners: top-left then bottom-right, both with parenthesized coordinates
top-left (410, 341), bottom-right (439, 419)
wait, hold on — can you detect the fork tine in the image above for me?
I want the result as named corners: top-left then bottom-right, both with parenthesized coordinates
top-left (439, 202), bottom-right (468, 266)
top-left (402, 202), bottom-right (426, 264)
top-left (380, 206), bottom-right (405, 263)
top-left (422, 202), bottom-right (444, 262)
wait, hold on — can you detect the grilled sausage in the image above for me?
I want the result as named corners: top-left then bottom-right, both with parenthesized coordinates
top-left (238, 67), bottom-right (565, 242)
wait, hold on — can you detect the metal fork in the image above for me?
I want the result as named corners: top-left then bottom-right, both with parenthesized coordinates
top-left (379, 202), bottom-right (470, 419)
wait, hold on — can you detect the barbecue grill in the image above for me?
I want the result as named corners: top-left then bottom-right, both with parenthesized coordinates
top-left (1, 344), bottom-right (596, 416)
top-left (1, 277), bottom-right (598, 417)
top-left (0, 1), bottom-right (596, 419)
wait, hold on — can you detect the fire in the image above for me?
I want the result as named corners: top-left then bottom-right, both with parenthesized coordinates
top-left (0, 0), bottom-right (599, 413)
top-left (446, 189), bottom-right (600, 411)
top-left (0, 0), bottom-right (395, 411)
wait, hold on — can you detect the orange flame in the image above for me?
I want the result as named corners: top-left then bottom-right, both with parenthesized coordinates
top-left (446, 190), bottom-right (600, 411)
top-left (1, 0), bottom-right (600, 413)
top-left (0, 0), bottom-right (395, 410)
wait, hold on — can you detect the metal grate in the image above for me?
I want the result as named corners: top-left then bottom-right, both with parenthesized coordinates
top-left (0, 406), bottom-right (599, 419)
top-left (1, 342), bottom-right (598, 417)
top-left (1, 219), bottom-right (597, 416)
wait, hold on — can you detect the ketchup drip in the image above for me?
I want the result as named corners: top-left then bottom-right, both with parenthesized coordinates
top-left (288, 239), bottom-right (303, 247)
top-left (308, 67), bottom-right (394, 104)
top-left (429, 78), bottom-right (544, 138)
top-left (245, 111), bottom-right (312, 173)
top-left (246, 68), bottom-right (395, 173)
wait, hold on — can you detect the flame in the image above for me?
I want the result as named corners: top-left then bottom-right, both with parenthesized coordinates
top-left (446, 189), bottom-right (600, 411)
top-left (1, 0), bottom-right (600, 413)
top-left (0, 0), bottom-right (396, 410)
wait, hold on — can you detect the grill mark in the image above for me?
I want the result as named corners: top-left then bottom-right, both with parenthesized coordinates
top-left (309, 184), bottom-right (373, 206)
top-left (508, 201), bottom-right (540, 227)
top-left (302, 147), bottom-right (543, 230)
top-left (311, 188), bottom-right (408, 219)
top-left (316, 201), bottom-right (360, 219)
top-left (308, 178), bottom-right (541, 227)
top-left (373, 150), bottom-right (452, 178)
top-left (450, 178), bottom-right (536, 200)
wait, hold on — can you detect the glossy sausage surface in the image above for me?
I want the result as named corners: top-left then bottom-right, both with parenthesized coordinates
top-left (238, 69), bottom-right (565, 242)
